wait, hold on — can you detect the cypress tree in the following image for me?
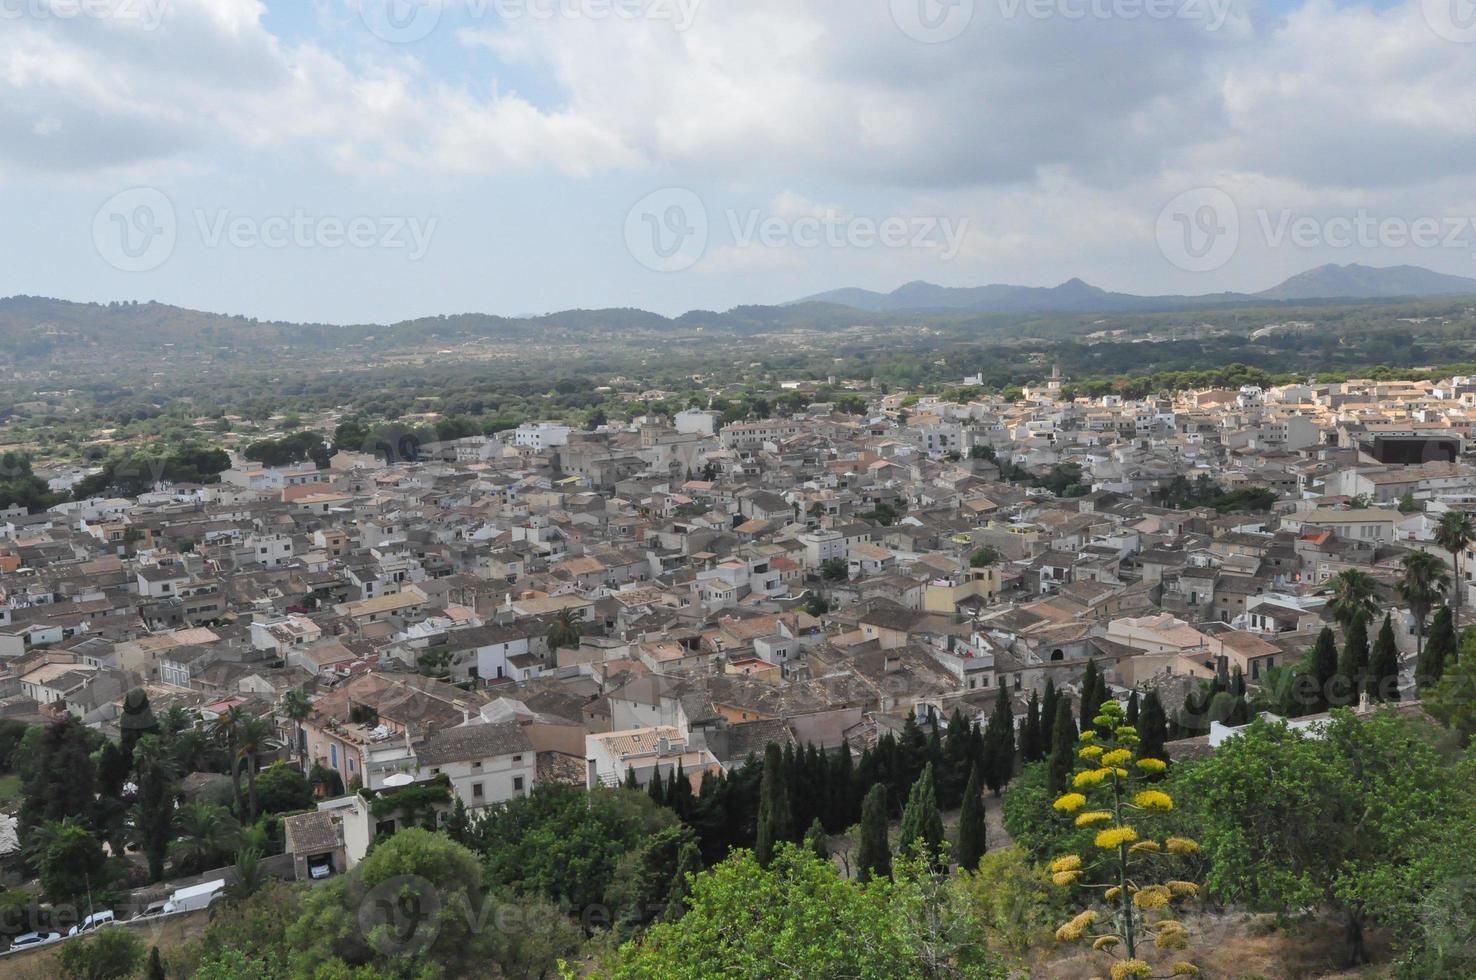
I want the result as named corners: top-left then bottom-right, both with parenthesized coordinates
top-left (1420, 605), bottom-right (1457, 691)
top-left (19, 716), bottom-right (96, 844)
top-left (1335, 613), bottom-right (1371, 707)
top-left (937, 709), bottom-right (970, 809)
top-left (804, 817), bottom-right (829, 862)
top-left (623, 765), bottom-right (639, 790)
top-left (647, 767), bottom-right (667, 806)
top-left (897, 763), bottom-right (944, 870)
top-left (1126, 689), bottom-right (1140, 728)
top-left (1047, 698), bottom-right (1078, 795)
top-left (1369, 612), bottom-right (1401, 703)
top-left (829, 742), bottom-right (855, 831)
top-left (1138, 690), bottom-right (1170, 767)
top-left (1308, 625), bottom-right (1339, 712)
top-left (857, 784), bottom-right (891, 882)
top-left (1041, 678), bottom-right (1058, 743)
top-left (120, 687), bottom-right (158, 762)
top-left (981, 683), bottom-right (1016, 795)
top-left (1079, 660), bottom-right (1101, 734)
top-left (146, 947), bottom-right (166, 980)
top-left (670, 761), bottom-right (694, 819)
top-left (955, 764), bottom-right (987, 871)
top-left (755, 743), bottom-right (790, 867)
top-left (898, 711), bottom-right (928, 792)
top-left (1019, 689), bottom-right (1044, 763)
top-left (663, 841), bottom-right (703, 923)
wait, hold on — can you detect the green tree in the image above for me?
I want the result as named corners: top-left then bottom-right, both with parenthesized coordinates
top-left (1137, 691), bottom-right (1169, 768)
top-left (130, 735), bottom-right (179, 882)
top-left (169, 802), bottom-right (241, 877)
top-left (1334, 613), bottom-right (1370, 708)
top-left (20, 716), bottom-right (96, 847)
top-left (754, 743), bottom-right (791, 868)
top-left (857, 784), bottom-right (891, 883)
top-left (1369, 612), bottom-right (1401, 702)
top-left (145, 947), bottom-right (166, 980)
top-left (1019, 690), bottom-right (1044, 764)
top-left (118, 687), bottom-right (158, 762)
top-left (236, 717), bottom-right (278, 821)
top-left (1399, 550), bottom-right (1449, 662)
top-left (1326, 568), bottom-right (1378, 629)
top-left (57, 927), bottom-right (144, 980)
top-left (278, 687), bottom-right (312, 762)
top-left (1046, 698), bottom-right (1077, 795)
top-left (969, 547), bottom-right (999, 568)
top-left (1306, 625), bottom-right (1339, 713)
top-left (981, 684), bottom-right (1016, 795)
top-left (821, 557), bottom-right (848, 581)
top-left (1418, 605), bottom-right (1457, 691)
top-left (255, 761), bottom-right (314, 814)
top-left (209, 705), bottom-right (247, 817)
top-left (1427, 628), bottom-right (1476, 743)
top-left (897, 763), bottom-right (944, 870)
top-left (804, 818), bottom-right (830, 863)
top-left (955, 765), bottom-right (987, 872)
top-left (40, 820), bottom-right (107, 906)
top-left (1078, 661), bottom-right (1103, 734)
top-left (546, 606), bottom-right (586, 653)
top-left (1435, 509), bottom-right (1474, 624)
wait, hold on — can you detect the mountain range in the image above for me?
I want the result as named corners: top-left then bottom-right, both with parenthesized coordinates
top-left (794, 263), bottom-right (1476, 314)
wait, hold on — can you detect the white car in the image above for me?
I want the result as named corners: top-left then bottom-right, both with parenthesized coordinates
top-left (8, 931), bottom-right (61, 951)
top-left (66, 910), bottom-right (116, 937)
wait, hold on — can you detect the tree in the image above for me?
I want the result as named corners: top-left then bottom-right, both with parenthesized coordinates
top-left (804, 818), bottom-right (830, 863)
top-left (1435, 509), bottom-right (1474, 624)
top-left (970, 547), bottom-right (999, 568)
top-left (821, 557), bottom-right (848, 582)
top-left (1334, 613), bottom-right (1371, 708)
top-left (145, 947), bottom-right (166, 980)
top-left (955, 765), bottom-right (987, 872)
top-left (1306, 625), bottom-right (1340, 713)
top-left (236, 717), bottom-right (278, 821)
top-left (40, 820), bottom-right (107, 906)
top-left (1019, 690), bottom-right (1044, 764)
top-left (1326, 569), bottom-right (1378, 629)
top-left (1180, 711), bottom-right (1476, 968)
top-left (225, 846), bottom-right (270, 904)
top-left (57, 928), bottom-right (145, 980)
top-left (897, 763), bottom-right (945, 870)
top-left (1137, 691), bottom-right (1169, 769)
top-left (754, 744), bottom-right (792, 868)
top-left (131, 735), bottom-right (179, 882)
top-left (1428, 628), bottom-right (1476, 744)
top-left (1369, 612), bottom-right (1401, 702)
top-left (209, 705), bottom-right (247, 817)
top-left (1078, 661), bottom-right (1103, 735)
top-left (546, 606), bottom-right (585, 653)
top-left (1046, 698), bottom-right (1077, 796)
top-left (255, 761), bottom-right (314, 814)
top-left (1419, 605), bottom-right (1457, 691)
top-left (1398, 549), bottom-right (1449, 663)
top-left (169, 802), bottom-right (241, 877)
top-left (20, 716), bottom-right (96, 846)
top-left (857, 784), bottom-right (891, 883)
top-left (278, 687), bottom-right (312, 762)
top-left (1045, 697), bottom-right (1198, 971)
top-left (119, 688), bottom-right (159, 762)
top-left (1398, 490), bottom-right (1418, 513)
top-left (981, 684), bottom-right (1016, 795)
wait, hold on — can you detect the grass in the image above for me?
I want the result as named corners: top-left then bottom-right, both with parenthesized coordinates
top-left (0, 773), bottom-right (21, 801)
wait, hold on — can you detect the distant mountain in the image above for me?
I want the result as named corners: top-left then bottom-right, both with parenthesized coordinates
top-left (795, 264), bottom-right (1476, 314)
top-left (1253, 263), bottom-right (1476, 301)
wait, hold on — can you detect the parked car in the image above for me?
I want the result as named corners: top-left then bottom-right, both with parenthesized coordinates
top-left (66, 910), bottom-right (116, 937)
top-left (8, 931), bottom-right (61, 951)
top-left (137, 901), bottom-right (169, 918)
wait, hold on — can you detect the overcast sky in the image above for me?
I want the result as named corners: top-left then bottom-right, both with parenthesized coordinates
top-left (3, 0), bottom-right (1475, 323)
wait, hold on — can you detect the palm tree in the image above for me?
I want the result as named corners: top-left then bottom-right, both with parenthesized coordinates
top-left (236, 718), bottom-right (279, 822)
top-left (1435, 510), bottom-right (1474, 624)
top-left (546, 607), bottom-right (585, 654)
top-left (209, 706), bottom-right (246, 818)
top-left (1398, 550), bottom-right (1450, 662)
top-left (224, 846), bottom-right (270, 904)
top-left (279, 688), bottom-right (312, 764)
top-left (168, 802), bottom-right (241, 876)
top-left (1326, 569), bottom-right (1379, 628)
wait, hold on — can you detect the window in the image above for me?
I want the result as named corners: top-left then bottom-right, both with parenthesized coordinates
top-left (513, 776), bottom-right (525, 793)
top-left (512, 754), bottom-right (523, 764)
top-left (472, 782), bottom-right (484, 799)
top-left (471, 760), bottom-right (482, 771)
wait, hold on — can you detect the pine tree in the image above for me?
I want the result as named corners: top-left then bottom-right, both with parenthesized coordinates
top-left (1335, 613), bottom-right (1371, 707)
top-left (1079, 660), bottom-right (1102, 734)
top-left (955, 764), bottom-right (987, 871)
top-left (897, 763), bottom-right (944, 870)
top-left (1369, 612), bottom-right (1401, 703)
top-left (1306, 625), bottom-right (1338, 713)
top-left (754, 743), bottom-right (791, 867)
top-left (1019, 689), bottom-right (1044, 763)
top-left (1419, 605), bottom-right (1457, 691)
top-left (804, 817), bottom-right (829, 862)
top-left (981, 683), bottom-right (1016, 795)
top-left (857, 784), bottom-right (891, 882)
top-left (1047, 697), bottom-right (1078, 795)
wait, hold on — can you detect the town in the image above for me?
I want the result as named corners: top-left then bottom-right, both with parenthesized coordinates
top-left (1, 364), bottom-right (1474, 974)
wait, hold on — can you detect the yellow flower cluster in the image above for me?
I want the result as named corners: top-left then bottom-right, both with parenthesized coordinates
top-left (1114, 725), bottom-right (1138, 737)
top-left (1171, 963), bottom-right (1200, 976)
top-left (1133, 885), bottom-right (1172, 911)
top-left (1135, 758), bottom-right (1168, 773)
top-left (1076, 810), bottom-right (1114, 827)
top-left (1078, 730), bottom-right (1098, 742)
top-left (1168, 880), bottom-right (1200, 897)
top-left (1079, 744), bottom-right (1104, 759)
top-left (1055, 909), bottom-right (1098, 942)
top-left (1154, 920), bottom-right (1190, 950)
top-left (1050, 854), bottom-right (1083, 874)
top-left (1110, 960), bottom-right (1153, 980)
top-left (1095, 826), bottom-right (1139, 850)
top-left (1074, 768), bottom-right (1111, 789)
top-left (1054, 793), bottom-right (1088, 813)
top-left (1091, 935), bottom-right (1121, 951)
top-left (1165, 837), bottom-right (1201, 855)
top-left (1100, 748), bottom-right (1133, 767)
top-left (1129, 840), bottom-right (1161, 855)
top-left (1052, 870), bottom-right (1083, 887)
top-left (1134, 789), bottom-right (1175, 812)
top-left (1104, 886), bottom-right (1121, 901)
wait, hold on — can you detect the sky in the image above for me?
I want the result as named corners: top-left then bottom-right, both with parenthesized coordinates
top-left (2, 0), bottom-right (1476, 323)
